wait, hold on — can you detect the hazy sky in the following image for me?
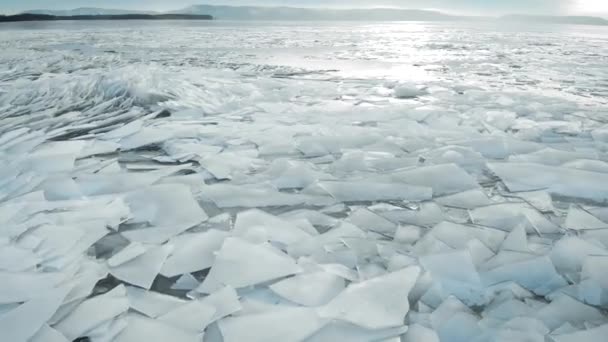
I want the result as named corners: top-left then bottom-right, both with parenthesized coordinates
top-left (3, 0), bottom-right (608, 16)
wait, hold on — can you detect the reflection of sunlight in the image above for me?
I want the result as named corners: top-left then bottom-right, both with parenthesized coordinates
top-left (573, 0), bottom-right (608, 14)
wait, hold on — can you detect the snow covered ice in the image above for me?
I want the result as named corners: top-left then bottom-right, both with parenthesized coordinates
top-left (0, 19), bottom-right (608, 342)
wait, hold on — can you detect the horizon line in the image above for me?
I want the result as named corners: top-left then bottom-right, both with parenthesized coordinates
top-left (3, 4), bottom-right (608, 21)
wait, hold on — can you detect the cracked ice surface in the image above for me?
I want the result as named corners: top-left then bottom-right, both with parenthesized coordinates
top-left (0, 20), bottom-right (608, 342)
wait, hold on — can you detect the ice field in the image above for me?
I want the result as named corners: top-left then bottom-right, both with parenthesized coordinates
top-left (0, 20), bottom-right (608, 341)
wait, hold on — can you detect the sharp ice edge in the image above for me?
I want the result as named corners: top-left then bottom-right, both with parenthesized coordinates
top-left (0, 21), bottom-right (607, 342)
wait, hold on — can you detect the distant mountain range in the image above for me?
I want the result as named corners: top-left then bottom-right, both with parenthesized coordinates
top-left (171, 5), bottom-right (459, 21)
top-left (25, 7), bottom-right (156, 16)
top-left (0, 13), bottom-right (213, 23)
top-left (18, 5), bottom-right (608, 26)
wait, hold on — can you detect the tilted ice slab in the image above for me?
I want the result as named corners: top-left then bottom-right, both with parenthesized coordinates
top-left (114, 314), bottom-right (202, 342)
top-left (488, 162), bottom-right (608, 203)
top-left (197, 237), bottom-right (302, 293)
top-left (201, 183), bottom-right (334, 208)
top-left (269, 270), bottom-right (345, 306)
top-left (233, 209), bottom-right (314, 245)
top-left (381, 164), bottom-right (480, 196)
top-left (160, 230), bottom-right (229, 277)
top-left (319, 266), bottom-right (420, 329)
top-left (219, 307), bottom-right (325, 342)
top-left (0, 286), bottom-right (70, 342)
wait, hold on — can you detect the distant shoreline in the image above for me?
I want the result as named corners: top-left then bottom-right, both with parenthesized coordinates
top-left (0, 14), bottom-right (213, 23)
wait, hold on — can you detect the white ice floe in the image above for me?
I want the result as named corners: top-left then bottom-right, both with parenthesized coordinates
top-left (219, 307), bottom-right (325, 342)
top-left (160, 229), bottom-right (229, 277)
top-left (0, 286), bottom-right (70, 342)
top-left (157, 299), bottom-right (216, 332)
top-left (109, 245), bottom-right (172, 290)
top-left (122, 183), bottom-right (209, 242)
top-left (269, 270), bottom-right (345, 306)
top-left (30, 325), bottom-right (69, 342)
top-left (549, 324), bottom-right (608, 342)
top-left (233, 209), bottom-right (313, 245)
top-left (201, 183), bottom-right (333, 208)
top-left (197, 237), bottom-right (302, 293)
top-left (319, 266), bottom-right (420, 329)
top-left (55, 285), bottom-right (129, 341)
top-left (114, 314), bottom-right (202, 342)
top-left (126, 286), bottom-right (186, 318)
top-left (489, 162), bottom-right (608, 203)
top-left (307, 321), bottom-right (408, 342)
top-left (394, 83), bottom-right (428, 99)
top-left (316, 181), bottom-right (432, 202)
top-left (564, 205), bottom-right (608, 231)
top-left (469, 202), bottom-right (561, 234)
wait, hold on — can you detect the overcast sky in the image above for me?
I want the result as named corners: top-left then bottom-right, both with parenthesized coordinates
top-left (3, 0), bottom-right (608, 16)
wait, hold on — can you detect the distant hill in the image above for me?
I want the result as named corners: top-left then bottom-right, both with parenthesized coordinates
top-left (0, 13), bottom-right (213, 22)
top-left (173, 5), bottom-right (460, 21)
top-left (501, 15), bottom-right (608, 26)
top-left (25, 7), bottom-right (157, 16)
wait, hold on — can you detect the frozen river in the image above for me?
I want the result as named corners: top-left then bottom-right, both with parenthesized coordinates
top-left (1, 20), bottom-right (608, 342)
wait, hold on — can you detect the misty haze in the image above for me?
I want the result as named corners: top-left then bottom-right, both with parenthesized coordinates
top-left (0, 1), bottom-right (607, 342)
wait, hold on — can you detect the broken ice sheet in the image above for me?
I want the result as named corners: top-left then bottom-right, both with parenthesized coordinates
top-left (157, 299), bottom-right (216, 332)
top-left (233, 209), bottom-right (313, 245)
top-left (437, 311), bottom-right (482, 342)
top-left (201, 183), bottom-right (334, 208)
top-left (219, 307), bottom-right (325, 342)
top-left (269, 270), bottom-right (345, 306)
top-left (0, 285), bottom-right (70, 342)
top-left (421, 250), bottom-right (481, 285)
top-left (435, 189), bottom-right (492, 209)
top-left (482, 256), bottom-right (567, 295)
top-left (536, 294), bottom-right (606, 330)
top-left (319, 266), bottom-right (420, 329)
top-left (550, 323), bottom-right (608, 342)
top-left (236, 287), bottom-right (298, 315)
top-left (382, 163), bottom-right (480, 196)
top-left (30, 325), bottom-right (69, 342)
top-left (126, 286), bottom-right (186, 318)
top-left (550, 236), bottom-right (608, 276)
top-left (564, 205), bottom-right (608, 230)
top-left (0, 243), bottom-right (40, 272)
top-left (264, 158), bottom-right (331, 189)
top-left (279, 209), bottom-right (339, 228)
top-left (114, 313), bottom-right (201, 342)
top-left (379, 202), bottom-right (445, 227)
top-left (316, 181), bottom-right (432, 202)
top-left (109, 244), bottom-right (172, 290)
top-left (160, 229), bottom-right (229, 277)
top-left (346, 207), bottom-right (397, 235)
top-left (107, 242), bottom-right (147, 267)
top-left (55, 285), bottom-right (129, 341)
top-left (287, 221), bottom-right (366, 259)
top-left (0, 271), bottom-right (68, 304)
top-left (413, 221), bottom-right (506, 255)
top-left (124, 183), bottom-right (208, 231)
top-left (488, 162), bottom-right (608, 203)
top-left (118, 126), bottom-right (174, 151)
top-left (469, 202), bottom-right (561, 235)
top-left (403, 323), bottom-right (439, 342)
top-left (196, 237), bottom-right (302, 293)
top-left (307, 321), bottom-right (408, 342)
top-left (194, 286), bottom-right (242, 323)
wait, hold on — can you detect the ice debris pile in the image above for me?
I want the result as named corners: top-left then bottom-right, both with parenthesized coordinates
top-left (1, 21), bottom-right (608, 342)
